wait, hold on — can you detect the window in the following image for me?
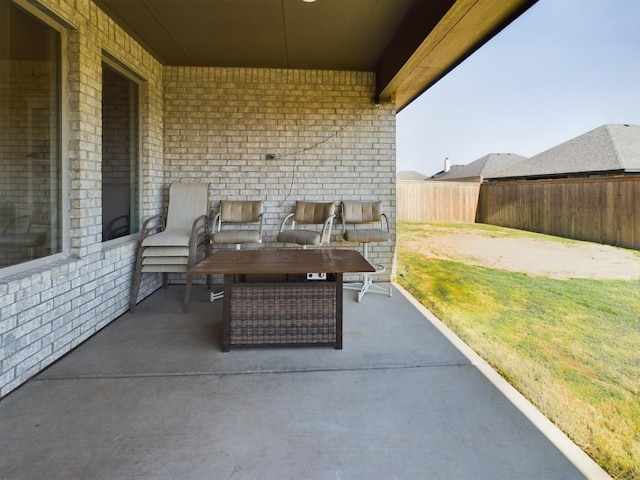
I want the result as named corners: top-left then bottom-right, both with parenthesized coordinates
top-left (0, 0), bottom-right (61, 268)
top-left (102, 62), bottom-right (139, 242)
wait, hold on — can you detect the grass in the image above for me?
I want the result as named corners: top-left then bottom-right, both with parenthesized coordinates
top-left (396, 222), bottom-right (640, 480)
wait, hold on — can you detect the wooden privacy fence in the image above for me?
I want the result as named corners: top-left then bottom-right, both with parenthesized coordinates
top-left (477, 176), bottom-right (640, 250)
top-left (396, 180), bottom-right (481, 223)
top-left (397, 176), bottom-right (639, 250)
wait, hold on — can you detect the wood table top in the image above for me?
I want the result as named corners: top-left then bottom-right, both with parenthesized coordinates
top-left (188, 248), bottom-right (375, 275)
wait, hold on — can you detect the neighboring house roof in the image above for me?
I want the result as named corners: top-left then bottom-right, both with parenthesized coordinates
top-left (492, 124), bottom-right (640, 179)
top-left (432, 153), bottom-right (527, 180)
top-left (397, 170), bottom-right (428, 181)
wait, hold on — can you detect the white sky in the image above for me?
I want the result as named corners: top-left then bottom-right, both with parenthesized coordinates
top-left (396, 0), bottom-right (640, 177)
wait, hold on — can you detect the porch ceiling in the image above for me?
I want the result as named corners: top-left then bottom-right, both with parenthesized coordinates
top-left (92, 0), bottom-right (537, 111)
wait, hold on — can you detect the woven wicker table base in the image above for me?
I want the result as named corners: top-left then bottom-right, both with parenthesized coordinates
top-left (187, 249), bottom-right (374, 351)
top-left (228, 279), bottom-right (339, 349)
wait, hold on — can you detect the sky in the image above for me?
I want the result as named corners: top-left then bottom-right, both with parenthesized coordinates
top-left (396, 0), bottom-right (640, 177)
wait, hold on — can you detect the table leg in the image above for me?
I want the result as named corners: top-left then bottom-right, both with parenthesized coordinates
top-left (222, 274), bottom-right (232, 352)
top-left (336, 273), bottom-right (343, 349)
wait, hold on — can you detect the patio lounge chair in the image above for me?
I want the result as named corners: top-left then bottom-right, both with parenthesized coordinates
top-left (129, 182), bottom-right (210, 313)
top-left (341, 200), bottom-right (393, 302)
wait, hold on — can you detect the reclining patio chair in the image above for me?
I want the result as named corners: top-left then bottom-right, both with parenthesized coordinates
top-left (209, 200), bottom-right (264, 301)
top-left (341, 200), bottom-right (393, 302)
top-left (277, 201), bottom-right (335, 248)
top-left (129, 182), bottom-right (210, 313)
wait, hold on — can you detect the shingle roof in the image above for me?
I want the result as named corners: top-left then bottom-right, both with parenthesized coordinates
top-left (432, 153), bottom-right (527, 180)
top-left (397, 170), bottom-right (428, 181)
top-left (493, 124), bottom-right (640, 179)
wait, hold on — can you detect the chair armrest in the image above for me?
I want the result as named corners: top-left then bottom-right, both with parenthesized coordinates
top-left (257, 212), bottom-right (264, 236)
top-left (188, 215), bottom-right (210, 267)
top-left (278, 213), bottom-right (295, 233)
top-left (212, 212), bottom-right (222, 233)
top-left (139, 214), bottom-right (165, 240)
top-left (320, 214), bottom-right (336, 244)
top-left (191, 215), bottom-right (209, 244)
top-left (381, 213), bottom-right (390, 232)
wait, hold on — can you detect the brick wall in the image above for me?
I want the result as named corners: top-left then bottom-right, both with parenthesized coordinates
top-left (0, 0), bottom-right (164, 397)
top-left (163, 67), bottom-right (396, 284)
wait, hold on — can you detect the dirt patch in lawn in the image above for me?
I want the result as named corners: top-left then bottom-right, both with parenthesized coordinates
top-left (401, 225), bottom-right (640, 280)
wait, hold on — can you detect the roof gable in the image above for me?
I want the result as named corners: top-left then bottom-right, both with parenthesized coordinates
top-left (397, 170), bottom-right (428, 181)
top-left (609, 124), bottom-right (640, 171)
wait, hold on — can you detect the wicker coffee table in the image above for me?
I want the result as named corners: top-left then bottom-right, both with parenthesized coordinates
top-left (188, 249), bottom-right (374, 351)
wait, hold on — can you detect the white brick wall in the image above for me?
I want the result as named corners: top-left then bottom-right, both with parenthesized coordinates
top-left (0, 0), bottom-right (397, 398)
top-left (0, 0), bottom-right (164, 397)
top-left (164, 67), bottom-right (396, 285)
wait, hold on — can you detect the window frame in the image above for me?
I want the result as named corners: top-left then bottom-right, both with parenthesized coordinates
top-left (100, 53), bottom-right (144, 248)
top-left (0, 0), bottom-right (69, 277)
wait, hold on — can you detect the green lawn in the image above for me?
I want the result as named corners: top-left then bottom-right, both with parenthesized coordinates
top-left (396, 222), bottom-right (640, 480)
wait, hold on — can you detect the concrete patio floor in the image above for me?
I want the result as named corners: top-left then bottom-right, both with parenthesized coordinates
top-left (0, 283), bottom-right (608, 479)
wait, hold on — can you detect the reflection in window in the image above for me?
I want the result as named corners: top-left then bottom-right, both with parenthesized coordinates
top-left (0, 0), bottom-right (61, 268)
top-left (102, 63), bottom-right (139, 241)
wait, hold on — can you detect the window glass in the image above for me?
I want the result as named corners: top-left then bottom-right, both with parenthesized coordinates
top-left (0, 0), bottom-right (61, 268)
top-left (102, 62), bottom-right (139, 241)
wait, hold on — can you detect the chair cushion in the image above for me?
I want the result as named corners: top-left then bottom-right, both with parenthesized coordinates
top-left (141, 230), bottom-right (191, 247)
top-left (277, 230), bottom-right (322, 246)
top-left (219, 201), bottom-right (263, 223)
top-left (293, 201), bottom-right (335, 224)
top-left (342, 201), bottom-right (382, 223)
top-left (165, 182), bottom-right (209, 231)
top-left (141, 246), bottom-right (190, 257)
top-left (142, 256), bottom-right (188, 265)
top-left (211, 230), bottom-right (261, 244)
top-left (141, 264), bottom-right (188, 273)
top-left (343, 229), bottom-right (390, 243)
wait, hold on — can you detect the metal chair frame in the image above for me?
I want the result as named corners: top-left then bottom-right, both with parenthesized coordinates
top-left (277, 201), bottom-right (336, 249)
top-left (341, 201), bottom-right (393, 302)
top-left (209, 200), bottom-right (264, 302)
